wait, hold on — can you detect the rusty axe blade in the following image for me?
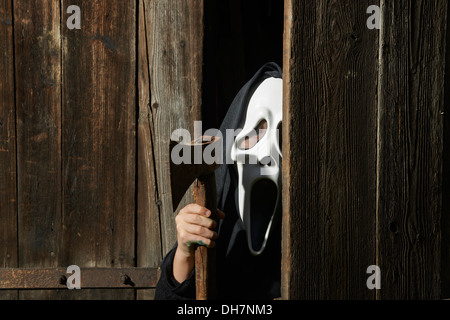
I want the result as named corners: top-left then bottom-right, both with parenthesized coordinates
top-left (169, 136), bottom-right (221, 212)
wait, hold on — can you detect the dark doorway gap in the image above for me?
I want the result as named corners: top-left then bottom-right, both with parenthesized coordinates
top-left (203, 0), bottom-right (284, 130)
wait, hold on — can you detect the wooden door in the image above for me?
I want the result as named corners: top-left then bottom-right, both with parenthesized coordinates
top-left (0, 0), bottom-right (203, 300)
top-left (282, 0), bottom-right (449, 300)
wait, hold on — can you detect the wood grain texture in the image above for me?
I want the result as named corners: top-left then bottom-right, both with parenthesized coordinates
top-left (0, 0), bottom-right (18, 300)
top-left (61, 0), bottom-right (136, 299)
top-left (14, 0), bottom-right (62, 269)
top-left (1, 0), bottom-right (448, 300)
top-left (13, 0), bottom-right (62, 300)
top-left (194, 174), bottom-right (218, 300)
top-left (442, 0), bottom-right (450, 299)
top-left (282, 0), bottom-right (379, 299)
top-left (377, 0), bottom-right (447, 299)
top-left (136, 0), bottom-right (162, 300)
top-left (146, 0), bottom-right (204, 255)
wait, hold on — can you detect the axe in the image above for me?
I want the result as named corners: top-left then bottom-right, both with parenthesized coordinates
top-left (169, 135), bottom-right (221, 300)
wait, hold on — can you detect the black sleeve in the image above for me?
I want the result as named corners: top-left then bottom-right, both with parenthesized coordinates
top-left (154, 244), bottom-right (196, 300)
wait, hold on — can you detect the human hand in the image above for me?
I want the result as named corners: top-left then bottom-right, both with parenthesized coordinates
top-left (173, 204), bottom-right (225, 283)
top-left (175, 204), bottom-right (225, 258)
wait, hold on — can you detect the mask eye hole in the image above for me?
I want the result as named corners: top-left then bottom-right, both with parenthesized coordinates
top-left (238, 119), bottom-right (268, 150)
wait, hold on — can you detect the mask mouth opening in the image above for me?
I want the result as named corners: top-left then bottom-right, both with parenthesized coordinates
top-left (249, 178), bottom-right (278, 253)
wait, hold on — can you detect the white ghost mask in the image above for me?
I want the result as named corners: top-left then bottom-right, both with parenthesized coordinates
top-left (230, 77), bottom-right (282, 256)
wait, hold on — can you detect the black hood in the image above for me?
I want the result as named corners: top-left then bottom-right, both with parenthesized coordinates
top-left (214, 62), bottom-right (283, 255)
top-left (155, 62), bottom-right (283, 300)
top-left (216, 62), bottom-right (282, 209)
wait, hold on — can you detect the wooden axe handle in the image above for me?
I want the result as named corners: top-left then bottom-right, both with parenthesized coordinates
top-left (194, 172), bottom-right (218, 300)
top-left (169, 135), bottom-right (221, 300)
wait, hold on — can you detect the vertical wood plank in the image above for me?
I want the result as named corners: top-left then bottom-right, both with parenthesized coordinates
top-left (61, 0), bottom-right (136, 299)
top-left (136, 0), bottom-right (162, 300)
top-left (146, 0), bottom-right (204, 255)
top-left (442, 0), bottom-right (450, 299)
top-left (13, 0), bottom-right (62, 300)
top-left (0, 0), bottom-right (18, 300)
top-left (282, 0), bottom-right (379, 299)
top-left (377, 0), bottom-right (447, 299)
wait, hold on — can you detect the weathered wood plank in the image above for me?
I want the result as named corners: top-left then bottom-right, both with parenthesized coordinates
top-left (0, 0), bottom-right (18, 300)
top-left (13, 0), bottom-right (62, 300)
top-left (14, 0), bottom-right (62, 268)
top-left (282, 0), bottom-right (379, 299)
top-left (146, 0), bottom-right (204, 256)
top-left (377, 0), bottom-right (447, 299)
top-left (0, 267), bottom-right (159, 289)
top-left (136, 0), bottom-right (162, 300)
top-left (442, 1), bottom-right (450, 299)
top-left (61, 0), bottom-right (136, 299)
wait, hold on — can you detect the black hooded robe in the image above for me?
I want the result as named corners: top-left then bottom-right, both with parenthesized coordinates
top-left (155, 62), bottom-right (283, 300)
